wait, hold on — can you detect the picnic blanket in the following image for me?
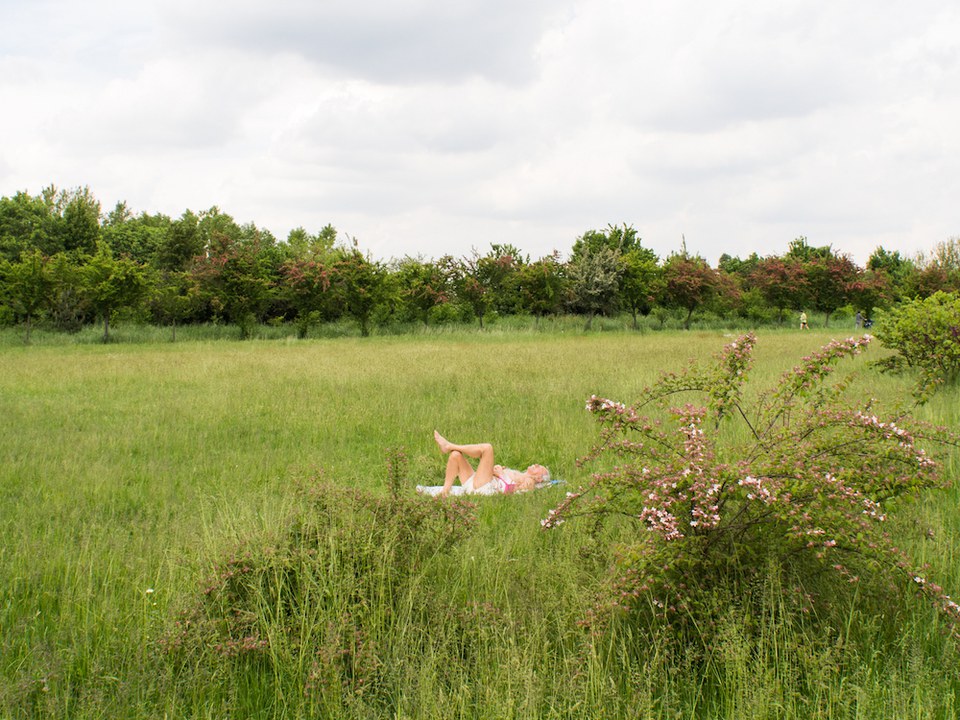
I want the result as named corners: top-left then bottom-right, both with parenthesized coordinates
top-left (415, 479), bottom-right (562, 497)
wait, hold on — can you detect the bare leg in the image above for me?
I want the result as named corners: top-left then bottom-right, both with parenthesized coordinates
top-left (435, 431), bottom-right (496, 492)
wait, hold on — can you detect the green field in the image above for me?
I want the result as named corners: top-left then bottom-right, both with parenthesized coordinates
top-left (2, 329), bottom-right (959, 718)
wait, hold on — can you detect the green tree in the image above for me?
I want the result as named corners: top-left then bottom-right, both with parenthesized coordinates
top-left (147, 270), bottom-right (199, 341)
top-left (331, 248), bottom-right (388, 337)
top-left (285, 224), bottom-right (338, 260)
top-left (157, 210), bottom-right (204, 271)
top-left (875, 291), bottom-right (960, 399)
top-left (517, 252), bottom-right (568, 322)
top-left (786, 235), bottom-right (833, 262)
top-left (46, 252), bottom-right (87, 332)
top-left (618, 246), bottom-right (661, 329)
top-left (101, 202), bottom-right (172, 265)
top-left (83, 242), bottom-right (150, 342)
top-left (393, 256), bottom-right (451, 326)
top-left (1, 249), bottom-right (51, 342)
top-left (0, 191), bottom-right (60, 261)
top-left (717, 252), bottom-right (760, 278)
top-left (868, 246), bottom-right (917, 302)
top-left (49, 185), bottom-right (101, 255)
top-left (482, 245), bottom-right (524, 316)
top-left (570, 223), bottom-right (643, 262)
top-left (567, 245), bottom-right (622, 330)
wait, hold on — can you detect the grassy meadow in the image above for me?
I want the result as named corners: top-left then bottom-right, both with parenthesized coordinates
top-left (2, 327), bottom-right (959, 718)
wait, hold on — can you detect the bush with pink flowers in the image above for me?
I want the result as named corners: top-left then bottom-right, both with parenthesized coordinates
top-left (544, 333), bottom-right (960, 646)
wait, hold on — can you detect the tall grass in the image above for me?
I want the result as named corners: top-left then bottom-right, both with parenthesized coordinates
top-left (1, 328), bottom-right (957, 717)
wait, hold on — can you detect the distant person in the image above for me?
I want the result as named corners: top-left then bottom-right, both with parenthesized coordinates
top-left (855, 310), bottom-right (863, 328)
top-left (799, 311), bottom-right (809, 330)
top-left (424, 431), bottom-right (550, 497)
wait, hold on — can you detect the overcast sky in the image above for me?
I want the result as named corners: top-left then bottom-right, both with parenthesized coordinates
top-left (2, 0), bottom-right (958, 265)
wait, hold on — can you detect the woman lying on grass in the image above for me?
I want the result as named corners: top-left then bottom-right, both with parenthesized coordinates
top-left (421, 431), bottom-right (550, 497)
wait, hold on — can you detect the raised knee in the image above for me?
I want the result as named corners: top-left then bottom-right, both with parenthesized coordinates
top-left (450, 450), bottom-right (464, 460)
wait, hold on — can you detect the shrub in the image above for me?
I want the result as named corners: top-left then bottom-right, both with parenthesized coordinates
top-left (161, 470), bottom-right (477, 711)
top-left (874, 291), bottom-right (960, 399)
top-left (543, 333), bottom-right (960, 649)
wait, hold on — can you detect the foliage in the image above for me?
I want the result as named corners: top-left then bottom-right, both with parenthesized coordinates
top-left (190, 232), bottom-right (275, 338)
top-left (82, 242), bottom-right (150, 342)
top-left (279, 257), bottom-right (333, 337)
top-left (0, 249), bottom-right (51, 342)
top-left (874, 291), bottom-right (960, 399)
top-left (0, 191), bottom-right (59, 261)
top-left (748, 256), bottom-right (809, 324)
top-left (146, 269), bottom-right (200, 340)
top-left (567, 245), bottom-right (622, 329)
top-left (619, 246), bottom-right (661, 329)
top-left (45, 252), bottom-right (88, 332)
top-left (543, 333), bottom-right (960, 650)
top-left (662, 252), bottom-right (717, 329)
top-left (570, 223), bottom-right (644, 262)
top-left (453, 248), bottom-right (521, 328)
top-left (156, 210), bottom-right (204, 271)
top-left (805, 253), bottom-right (858, 326)
top-left (392, 256), bottom-right (451, 326)
top-left (868, 247), bottom-right (917, 302)
top-left (6, 184), bottom-right (960, 341)
top-left (162, 472), bottom-right (478, 712)
top-left (331, 249), bottom-right (388, 337)
top-left (101, 202), bottom-right (172, 265)
top-left (517, 252), bottom-right (568, 319)
top-left (845, 268), bottom-right (891, 319)
top-left (915, 237), bottom-right (960, 293)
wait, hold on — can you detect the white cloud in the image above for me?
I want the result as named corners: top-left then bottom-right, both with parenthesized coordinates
top-left (0, 0), bottom-right (958, 265)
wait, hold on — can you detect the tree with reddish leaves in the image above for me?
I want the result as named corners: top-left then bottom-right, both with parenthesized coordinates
top-left (805, 253), bottom-right (859, 327)
top-left (190, 232), bottom-right (275, 338)
top-left (845, 269), bottom-right (891, 322)
top-left (280, 257), bottom-right (333, 337)
top-left (748, 256), bottom-right (810, 325)
top-left (662, 252), bottom-right (718, 329)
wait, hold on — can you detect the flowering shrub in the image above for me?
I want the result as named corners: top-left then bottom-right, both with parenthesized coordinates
top-left (543, 333), bottom-right (960, 643)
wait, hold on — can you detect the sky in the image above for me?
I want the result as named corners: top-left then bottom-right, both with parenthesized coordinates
top-left (1, 0), bottom-right (958, 265)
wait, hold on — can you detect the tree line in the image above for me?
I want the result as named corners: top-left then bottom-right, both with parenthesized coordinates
top-left (1, 185), bottom-right (958, 342)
